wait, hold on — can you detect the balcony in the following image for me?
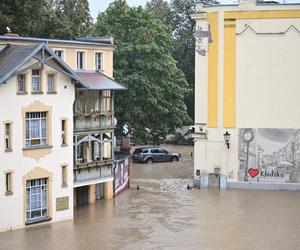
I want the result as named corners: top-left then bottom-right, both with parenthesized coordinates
top-left (74, 112), bottom-right (113, 132)
top-left (73, 164), bottom-right (113, 187)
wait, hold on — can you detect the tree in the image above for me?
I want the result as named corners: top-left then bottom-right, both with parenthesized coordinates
top-left (94, 0), bottom-right (191, 144)
top-left (171, 0), bottom-right (196, 122)
top-left (51, 0), bottom-right (93, 39)
top-left (0, 0), bottom-right (51, 36)
top-left (145, 0), bottom-right (173, 27)
top-left (0, 0), bottom-right (92, 39)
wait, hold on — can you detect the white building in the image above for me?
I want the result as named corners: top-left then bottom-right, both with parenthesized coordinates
top-left (0, 43), bottom-right (85, 231)
top-left (0, 35), bottom-right (126, 232)
top-left (191, 0), bottom-right (300, 189)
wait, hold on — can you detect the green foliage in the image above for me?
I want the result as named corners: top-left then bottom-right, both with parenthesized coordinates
top-left (146, 0), bottom-right (196, 121)
top-left (166, 132), bottom-right (194, 146)
top-left (0, 0), bottom-right (92, 39)
top-left (94, 0), bottom-right (191, 145)
top-left (145, 0), bottom-right (173, 26)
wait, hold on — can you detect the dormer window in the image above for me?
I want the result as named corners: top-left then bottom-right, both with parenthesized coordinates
top-left (31, 69), bottom-right (41, 93)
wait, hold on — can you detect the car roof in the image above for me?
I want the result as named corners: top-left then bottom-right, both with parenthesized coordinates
top-left (134, 147), bottom-right (163, 150)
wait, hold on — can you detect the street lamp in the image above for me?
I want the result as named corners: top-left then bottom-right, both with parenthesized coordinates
top-left (223, 131), bottom-right (231, 149)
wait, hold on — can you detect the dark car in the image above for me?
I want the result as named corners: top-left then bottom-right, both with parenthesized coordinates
top-left (132, 147), bottom-right (181, 163)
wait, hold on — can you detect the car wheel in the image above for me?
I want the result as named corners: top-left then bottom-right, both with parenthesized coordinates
top-left (146, 158), bottom-right (153, 164)
top-left (171, 156), bottom-right (179, 162)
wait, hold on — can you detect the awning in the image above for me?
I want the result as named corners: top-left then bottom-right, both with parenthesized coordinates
top-left (76, 71), bottom-right (127, 90)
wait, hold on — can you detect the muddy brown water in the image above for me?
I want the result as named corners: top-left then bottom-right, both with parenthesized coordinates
top-left (1, 145), bottom-right (300, 250)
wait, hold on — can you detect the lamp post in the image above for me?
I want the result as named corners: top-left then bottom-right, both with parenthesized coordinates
top-left (223, 131), bottom-right (231, 149)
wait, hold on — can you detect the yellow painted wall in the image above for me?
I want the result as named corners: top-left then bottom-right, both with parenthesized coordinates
top-left (207, 12), bottom-right (219, 128)
top-left (224, 10), bottom-right (300, 19)
top-left (223, 20), bottom-right (236, 128)
top-left (104, 181), bottom-right (113, 200)
top-left (88, 184), bottom-right (96, 204)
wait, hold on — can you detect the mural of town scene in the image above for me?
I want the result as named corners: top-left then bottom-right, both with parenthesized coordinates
top-left (238, 128), bottom-right (300, 183)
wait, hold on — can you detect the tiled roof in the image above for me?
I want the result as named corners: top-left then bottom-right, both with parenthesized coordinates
top-left (0, 44), bottom-right (40, 84)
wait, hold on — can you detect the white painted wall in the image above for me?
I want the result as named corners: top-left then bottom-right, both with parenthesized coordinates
top-left (0, 60), bottom-right (75, 232)
top-left (236, 18), bottom-right (300, 128)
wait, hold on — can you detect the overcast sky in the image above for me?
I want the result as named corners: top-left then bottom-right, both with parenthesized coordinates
top-left (88, 0), bottom-right (154, 20)
top-left (88, 0), bottom-right (300, 20)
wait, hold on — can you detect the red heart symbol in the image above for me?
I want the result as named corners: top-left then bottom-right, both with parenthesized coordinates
top-left (248, 168), bottom-right (259, 178)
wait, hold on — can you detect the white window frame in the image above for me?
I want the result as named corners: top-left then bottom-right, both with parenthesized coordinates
top-left (5, 171), bottom-right (13, 195)
top-left (61, 119), bottom-right (67, 146)
top-left (76, 50), bottom-right (86, 70)
top-left (62, 165), bottom-right (68, 187)
top-left (94, 52), bottom-right (103, 71)
top-left (26, 178), bottom-right (48, 222)
top-left (47, 74), bottom-right (55, 93)
top-left (25, 112), bottom-right (47, 147)
top-left (31, 69), bottom-right (41, 93)
top-left (17, 74), bottom-right (26, 93)
top-left (54, 49), bottom-right (65, 60)
top-left (5, 122), bottom-right (12, 151)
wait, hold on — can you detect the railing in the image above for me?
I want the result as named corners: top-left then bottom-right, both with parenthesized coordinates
top-left (73, 163), bottom-right (113, 184)
top-left (74, 114), bottom-right (113, 131)
top-left (74, 159), bottom-right (114, 169)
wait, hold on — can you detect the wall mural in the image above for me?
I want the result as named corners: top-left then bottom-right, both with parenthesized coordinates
top-left (238, 128), bottom-right (300, 183)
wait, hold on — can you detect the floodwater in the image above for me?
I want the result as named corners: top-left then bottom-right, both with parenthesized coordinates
top-left (1, 145), bottom-right (300, 250)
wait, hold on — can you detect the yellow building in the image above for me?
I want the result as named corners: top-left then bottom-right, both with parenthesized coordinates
top-left (191, 0), bottom-right (300, 189)
top-left (0, 34), bottom-right (126, 231)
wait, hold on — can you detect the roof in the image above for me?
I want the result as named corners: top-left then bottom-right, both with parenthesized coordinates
top-left (0, 44), bottom-right (40, 83)
top-left (0, 43), bottom-right (86, 87)
top-left (0, 35), bottom-right (114, 47)
top-left (76, 71), bottom-right (127, 90)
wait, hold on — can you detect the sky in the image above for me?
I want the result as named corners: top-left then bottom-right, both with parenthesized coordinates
top-left (88, 0), bottom-right (300, 20)
top-left (88, 0), bottom-right (154, 20)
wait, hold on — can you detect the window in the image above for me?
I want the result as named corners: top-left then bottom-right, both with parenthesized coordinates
top-left (5, 172), bottom-right (13, 195)
top-left (103, 133), bottom-right (112, 159)
top-left (77, 51), bottom-right (85, 70)
top-left (101, 90), bottom-right (111, 112)
top-left (62, 165), bottom-right (67, 187)
top-left (25, 112), bottom-right (47, 147)
top-left (32, 69), bottom-right (41, 93)
top-left (61, 119), bottom-right (67, 145)
top-left (95, 52), bottom-right (102, 70)
top-left (55, 50), bottom-right (63, 59)
top-left (5, 123), bottom-right (12, 151)
top-left (47, 74), bottom-right (55, 93)
top-left (26, 178), bottom-right (48, 222)
top-left (17, 74), bottom-right (26, 93)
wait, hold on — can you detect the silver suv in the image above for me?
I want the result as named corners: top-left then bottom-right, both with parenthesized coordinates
top-left (132, 147), bottom-right (181, 163)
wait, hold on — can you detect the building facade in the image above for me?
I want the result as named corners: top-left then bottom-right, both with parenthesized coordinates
top-left (0, 35), bottom-right (126, 231)
top-left (192, 0), bottom-right (300, 189)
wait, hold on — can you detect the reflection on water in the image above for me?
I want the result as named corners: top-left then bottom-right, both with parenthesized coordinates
top-left (1, 145), bottom-right (300, 250)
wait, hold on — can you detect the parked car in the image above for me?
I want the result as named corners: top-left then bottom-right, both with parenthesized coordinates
top-left (132, 147), bottom-right (181, 163)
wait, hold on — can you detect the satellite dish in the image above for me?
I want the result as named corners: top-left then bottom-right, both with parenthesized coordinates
top-left (6, 27), bottom-right (11, 33)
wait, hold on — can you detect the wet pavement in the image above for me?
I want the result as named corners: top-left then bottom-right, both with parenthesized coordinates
top-left (1, 145), bottom-right (300, 250)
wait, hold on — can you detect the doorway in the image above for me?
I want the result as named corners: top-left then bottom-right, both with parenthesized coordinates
top-left (76, 186), bottom-right (89, 206)
top-left (96, 183), bottom-right (105, 200)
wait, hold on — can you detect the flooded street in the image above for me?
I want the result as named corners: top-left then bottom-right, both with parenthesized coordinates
top-left (1, 145), bottom-right (300, 250)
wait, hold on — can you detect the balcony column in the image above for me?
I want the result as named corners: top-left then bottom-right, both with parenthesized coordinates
top-left (74, 135), bottom-right (78, 165)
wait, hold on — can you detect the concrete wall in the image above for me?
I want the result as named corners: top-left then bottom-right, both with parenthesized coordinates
top-left (0, 60), bottom-right (74, 232)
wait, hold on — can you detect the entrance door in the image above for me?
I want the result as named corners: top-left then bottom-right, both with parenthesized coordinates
top-left (209, 174), bottom-right (220, 188)
top-left (76, 186), bottom-right (89, 206)
top-left (96, 183), bottom-right (104, 200)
